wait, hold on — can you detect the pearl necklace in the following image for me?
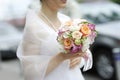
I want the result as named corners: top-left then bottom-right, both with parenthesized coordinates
top-left (40, 11), bottom-right (58, 32)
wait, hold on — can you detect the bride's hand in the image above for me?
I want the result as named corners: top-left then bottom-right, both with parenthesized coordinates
top-left (70, 51), bottom-right (87, 69)
top-left (70, 57), bottom-right (81, 69)
top-left (61, 50), bottom-right (86, 60)
top-left (60, 51), bottom-right (87, 69)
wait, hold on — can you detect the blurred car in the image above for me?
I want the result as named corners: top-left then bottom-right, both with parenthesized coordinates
top-left (79, 1), bottom-right (120, 24)
top-left (0, 22), bottom-right (22, 59)
top-left (91, 21), bottom-right (120, 80)
top-left (76, 1), bottom-right (120, 80)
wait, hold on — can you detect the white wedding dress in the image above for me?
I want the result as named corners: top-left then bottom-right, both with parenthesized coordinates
top-left (17, 9), bottom-right (93, 80)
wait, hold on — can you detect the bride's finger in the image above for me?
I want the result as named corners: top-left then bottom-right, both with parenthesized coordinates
top-left (70, 58), bottom-right (81, 69)
top-left (70, 61), bottom-right (80, 69)
top-left (65, 53), bottom-right (79, 59)
top-left (77, 52), bottom-right (86, 57)
top-left (64, 52), bottom-right (84, 60)
top-left (70, 58), bottom-right (80, 63)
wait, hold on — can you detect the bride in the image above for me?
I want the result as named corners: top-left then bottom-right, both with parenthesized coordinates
top-left (17, 0), bottom-right (93, 80)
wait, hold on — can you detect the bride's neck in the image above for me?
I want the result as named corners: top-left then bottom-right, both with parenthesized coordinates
top-left (40, 4), bottom-right (58, 21)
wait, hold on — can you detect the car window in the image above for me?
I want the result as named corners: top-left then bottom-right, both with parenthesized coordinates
top-left (83, 11), bottom-right (120, 24)
top-left (79, 2), bottom-right (120, 24)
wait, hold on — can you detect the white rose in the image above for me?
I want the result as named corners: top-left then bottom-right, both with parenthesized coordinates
top-left (82, 38), bottom-right (91, 52)
top-left (69, 25), bottom-right (81, 31)
top-left (72, 31), bottom-right (82, 39)
top-left (82, 43), bottom-right (90, 52)
top-left (63, 32), bottom-right (69, 38)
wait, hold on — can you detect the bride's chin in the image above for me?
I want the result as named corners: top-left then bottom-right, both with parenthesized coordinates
top-left (59, 4), bottom-right (67, 8)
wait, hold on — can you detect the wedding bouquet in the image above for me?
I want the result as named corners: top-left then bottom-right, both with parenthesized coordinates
top-left (57, 19), bottom-right (97, 54)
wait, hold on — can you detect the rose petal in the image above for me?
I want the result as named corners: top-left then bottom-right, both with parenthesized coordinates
top-left (70, 44), bottom-right (80, 53)
top-left (88, 24), bottom-right (95, 30)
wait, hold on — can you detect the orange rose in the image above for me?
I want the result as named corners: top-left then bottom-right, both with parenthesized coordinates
top-left (65, 21), bottom-right (72, 26)
top-left (64, 38), bottom-right (72, 49)
top-left (80, 24), bottom-right (91, 36)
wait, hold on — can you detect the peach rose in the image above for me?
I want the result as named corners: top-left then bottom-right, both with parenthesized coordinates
top-left (65, 21), bottom-right (73, 26)
top-left (64, 38), bottom-right (72, 49)
top-left (80, 24), bottom-right (91, 36)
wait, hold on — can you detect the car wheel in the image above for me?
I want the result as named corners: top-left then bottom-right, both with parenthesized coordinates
top-left (94, 48), bottom-right (116, 80)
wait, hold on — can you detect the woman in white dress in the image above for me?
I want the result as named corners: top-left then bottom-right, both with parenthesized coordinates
top-left (17, 0), bottom-right (93, 80)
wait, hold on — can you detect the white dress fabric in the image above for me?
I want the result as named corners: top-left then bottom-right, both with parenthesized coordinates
top-left (17, 9), bottom-right (93, 80)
